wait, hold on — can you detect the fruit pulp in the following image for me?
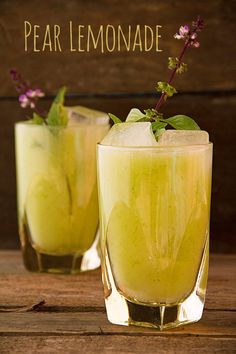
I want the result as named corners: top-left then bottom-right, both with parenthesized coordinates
top-left (98, 144), bottom-right (212, 305)
top-left (15, 122), bottom-right (109, 272)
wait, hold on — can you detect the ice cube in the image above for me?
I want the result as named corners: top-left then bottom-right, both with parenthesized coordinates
top-left (157, 130), bottom-right (209, 146)
top-left (101, 122), bottom-right (158, 146)
top-left (65, 106), bottom-right (109, 126)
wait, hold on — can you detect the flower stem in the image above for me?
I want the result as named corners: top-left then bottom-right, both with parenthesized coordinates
top-left (155, 42), bottom-right (190, 111)
top-left (155, 18), bottom-right (202, 111)
top-left (10, 69), bottom-right (46, 119)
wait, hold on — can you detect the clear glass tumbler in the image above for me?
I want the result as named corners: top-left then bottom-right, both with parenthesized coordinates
top-left (97, 142), bottom-right (212, 330)
top-left (15, 121), bottom-right (109, 273)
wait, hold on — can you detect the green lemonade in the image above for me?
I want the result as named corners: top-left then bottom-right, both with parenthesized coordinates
top-left (16, 122), bottom-right (109, 256)
top-left (98, 144), bottom-right (212, 304)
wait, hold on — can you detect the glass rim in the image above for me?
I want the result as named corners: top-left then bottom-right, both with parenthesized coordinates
top-left (97, 142), bottom-right (213, 151)
top-left (14, 120), bottom-right (109, 128)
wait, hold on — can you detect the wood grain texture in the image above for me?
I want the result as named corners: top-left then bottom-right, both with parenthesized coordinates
top-left (0, 0), bottom-right (236, 95)
top-left (0, 93), bottom-right (235, 251)
top-left (0, 336), bottom-right (235, 354)
top-left (0, 252), bottom-right (235, 353)
top-left (0, 251), bottom-right (236, 354)
top-left (0, 311), bottom-right (236, 336)
top-left (0, 252), bottom-right (235, 311)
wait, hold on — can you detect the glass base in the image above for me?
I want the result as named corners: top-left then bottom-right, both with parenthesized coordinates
top-left (19, 223), bottom-right (100, 274)
top-left (103, 238), bottom-right (208, 330)
top-left (105, 290), bottom-right (204, 331)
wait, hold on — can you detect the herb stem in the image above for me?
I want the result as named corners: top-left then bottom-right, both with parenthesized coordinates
top-left (155, 42), bottom-right (189, 111)
top-left (34, 105), bottom-right (48, 122)
top-left (155, 20), bottom-right (201, 111)
top-left (10, 68), bottom-right (46, 120)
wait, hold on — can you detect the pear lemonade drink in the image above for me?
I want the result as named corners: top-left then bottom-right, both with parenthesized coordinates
top-left (97, 18), bottom-right (212, 329)
top-left (13, 17), bottom-right (211, 330)
top-left (13, 80), bottom-right (109, 273)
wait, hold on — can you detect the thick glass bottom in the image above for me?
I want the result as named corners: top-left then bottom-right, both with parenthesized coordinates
top-left (102, 238), bottom-right (208, 330)
top-left (19, 223), bottom-right (100, 274)
top-left (105, 290), bottom-right (204, 330)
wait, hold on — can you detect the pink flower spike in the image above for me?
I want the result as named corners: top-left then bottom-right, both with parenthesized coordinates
top-left (30, 101), bottom-right (36, 109)
top-left (174, 25), bottom-right (189, 40)
top-left (174, 33), bottom-right (182, 40)
top-left (19, 94), bottom-right (30, 108)
top-left (193, 41), bottom-right (200, 48)
top-left (19, 94), bottom-right (27, 103)
top-left (179, 25), bottom-right (189, 36)
top-left (191, 33), bottom-right (197, 40)
top-left (35, 89), bottom-right (45, 97)
top-left (20, 102), bottom-right (27, 108)
top-left (26, 89), bottom-right (36, 98)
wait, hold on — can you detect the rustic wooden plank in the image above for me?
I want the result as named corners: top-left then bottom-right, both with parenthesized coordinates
top-left (0, 252), bottom-right (235, 311)
top-left (0, 336), bottom-right (235, 354)
top-left (0, 93), bottom-right (235, 251)
top-left (0, 250), bottom-right (103, 308)
top-left (0, 0), bottom-right (236, 95)
top-left (0, 272), bottom-right (103, 308)
top-left (0, 310), bottom-right (235, 337)
top-left (0, 253), bottom-right (235, 353)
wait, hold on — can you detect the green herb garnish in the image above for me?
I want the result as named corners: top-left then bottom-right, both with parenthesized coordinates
top-left (108, 17), bottom-right (204, 140)
top-left (10, 69), bottom-right (68, 127)
top-left (47, 87), bottom-right (68, 126)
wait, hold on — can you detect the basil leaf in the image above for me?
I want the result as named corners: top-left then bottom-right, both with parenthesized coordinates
top-left (47, 87), bottom-right (68, 126)
top-left (151, 120), bottom-right (167, 132)
top-left (166, 115), bottom-right (200, 130)
top-left (126, 108), bottom-right (145, 122)
top-left (53, 86), bottom-right (67, 104)
top-left (31, 113), bottom-right (44, 125)
top-left (155, 128), bottom-right (166, 139)
top-left (47, 103), bottom-right (68, 126)
top-left (108, 113), bottom-right (122, 124)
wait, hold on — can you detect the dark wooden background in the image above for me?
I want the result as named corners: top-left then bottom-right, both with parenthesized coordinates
top-left (0, 0), bottom-right (235, 252)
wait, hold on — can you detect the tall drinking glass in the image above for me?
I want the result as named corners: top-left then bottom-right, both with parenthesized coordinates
top-left (15, 120), bottom-right (109, 273)
top-left (97, 143), bottom-right (212, 330)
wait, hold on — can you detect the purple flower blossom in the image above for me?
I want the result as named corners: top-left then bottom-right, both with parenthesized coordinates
top-left (19, 94), bottom-right (30, 108)
top-left (35, 89), bottom-right (45, 97)
top-left (174, 34), bottom-right (182, 40)
top-left (19, 89), bottom-right (44, 109)
top-left (10, 69), bottom-right (47, 121)
top-left (174, 19), bottom-right (203, 49)
top-left (180, 25), bottom-right (189, 35)
top-left (25, 89), bottom-right (35, 98)
top-left (155, 17), bottom-right (204, 111)
top-left (174, 25), bottom-right (189, 40)
top-left (10, 69), bottom-right (28, 92)
top-left (192, 41), bottom-right (200, 48)
top-left (26, 88), bottom-right (45, 98)
top-left (10, 69), bottom-right (46, 113)
top-left (192, 17), bottom-right (204, 31)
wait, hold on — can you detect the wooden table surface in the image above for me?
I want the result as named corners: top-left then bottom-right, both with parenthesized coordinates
top-left (0, 251), bottom-right (235, 353)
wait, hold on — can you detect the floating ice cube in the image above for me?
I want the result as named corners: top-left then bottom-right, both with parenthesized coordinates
top-left (157, 130), bottom-right (209, 146)
top-left (66, 106), bottom-right (109, 126)
top-left (101, 122), bottom-right (158, 146)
